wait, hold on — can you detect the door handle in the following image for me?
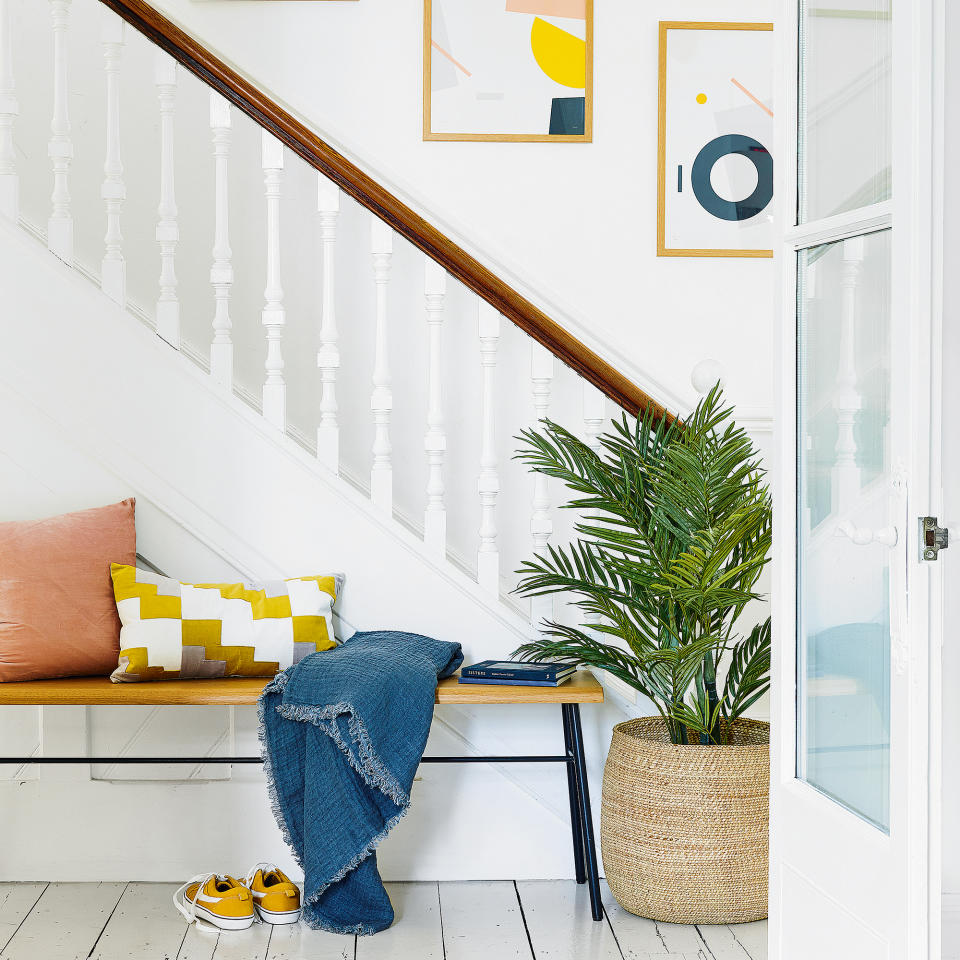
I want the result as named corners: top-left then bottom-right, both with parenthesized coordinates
top-left (833, 520), bottom-right (898, 548)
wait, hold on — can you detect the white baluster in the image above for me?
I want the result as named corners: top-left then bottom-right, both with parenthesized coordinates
top-left (100, 10), bottom-right (125, 305)
top-left (0, 0), bottom-right (19, 221)
top-left (530, 342), bottom-right (554, 627)
top-left (423, 259), bottom-right (447, 558)
top-left (369, 218), bottom-right (393, 513)
top-left (47, 0), bottom-right (73, 262)
top-left (154, 51), bottom-right (179, 346)
top-left (316, 177), bottom-right (340, 471)
top-left (583, 382), bottom-right (606, 635)
top-left (261, 131), bottom-right (285, 430)
top-left (209, 92), bottom-right (233, 390)
top-left (477, 301), bottom-right (500, 595)
top-left (583, 381), bottom-right (606, 455)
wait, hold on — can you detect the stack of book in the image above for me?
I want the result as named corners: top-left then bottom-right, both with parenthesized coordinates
top-left (457, 660), bottom-right (577, 687)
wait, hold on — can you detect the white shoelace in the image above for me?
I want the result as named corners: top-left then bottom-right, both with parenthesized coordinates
top-left (172, 873), bottom-right (238, 932)
top-left (243, 861), bottom-right (281, 891)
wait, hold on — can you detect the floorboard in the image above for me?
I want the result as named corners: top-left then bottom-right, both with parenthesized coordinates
top-left (0, 882), bottom-right (126, 960)
top-left (697, 924), bottom-right (753, 960)
top-left (90, 883), bottom-right (188, 960)
top-left (176, 924), bottom-right (219, 960)
top-left (267, 921), bottom-right (354, 960)
top-left (208, 918), bottom-right (271, 960)
top-left (602, 887), bottom-right (678, 957)
top-left (0, 884), bottom-right (47, 955)
top-left (0, 880), bottom-right (767, 960)
top-left (723, 921), bottom-right (766, 960)
top-left (355, 882), bottom-right (441, 960)
top-left (439, 881), bottom-right (532, 960)
top-left (650, 922), bottom-right (709, 958)
top-left (517, 880), bottom-right (621, 960)
top-left (601, 887), bottom-right (718, 960)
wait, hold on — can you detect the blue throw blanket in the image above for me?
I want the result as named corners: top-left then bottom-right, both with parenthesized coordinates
top-left (258, 630), bottom-right (463, 935)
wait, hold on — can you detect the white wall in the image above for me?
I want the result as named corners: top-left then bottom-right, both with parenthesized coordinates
top-left (8, 0), bottom-right (775, 595)
top-left (149, 0), bottom-right (775, 420)
top-left (0, 216), bottom-right (650, 881)
top-left (0, 0), bottom-right (776, 883)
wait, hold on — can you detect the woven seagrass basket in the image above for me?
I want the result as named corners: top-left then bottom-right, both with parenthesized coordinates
top-left (601, 716), bottom-right (769, 924)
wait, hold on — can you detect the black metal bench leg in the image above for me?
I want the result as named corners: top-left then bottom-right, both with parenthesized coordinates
top-left (568, 702), bottom-right (603, 921)
top-left (561, 704), bottom-right (586, 884)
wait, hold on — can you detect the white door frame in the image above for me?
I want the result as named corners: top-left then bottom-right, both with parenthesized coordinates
top-left (769, 0), bottom-right (943, 955)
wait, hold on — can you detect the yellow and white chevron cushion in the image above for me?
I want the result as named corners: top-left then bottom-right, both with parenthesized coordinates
top-left (109, 563), bottom-right (341, 682)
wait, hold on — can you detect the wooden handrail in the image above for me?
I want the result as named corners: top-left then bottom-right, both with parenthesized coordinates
top-left (99, 0), bottom-right (672, 422)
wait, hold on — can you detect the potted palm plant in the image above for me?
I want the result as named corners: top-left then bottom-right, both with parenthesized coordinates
top-left (513, 385), bottom-right (771, 924)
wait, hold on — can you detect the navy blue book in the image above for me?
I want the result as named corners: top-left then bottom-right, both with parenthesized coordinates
top-left (459, 660), bottom-right (575, 682)
top-left (458, 675), bottom-right (573, 687)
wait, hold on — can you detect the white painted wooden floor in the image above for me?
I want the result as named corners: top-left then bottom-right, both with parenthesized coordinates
top-left (0, 881), bottom-right (767, 960)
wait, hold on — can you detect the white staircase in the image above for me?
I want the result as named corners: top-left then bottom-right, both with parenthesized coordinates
top-left (0, 0), bottom-right (679, 633)
top-left (0, 0), bottom-right (663, 881)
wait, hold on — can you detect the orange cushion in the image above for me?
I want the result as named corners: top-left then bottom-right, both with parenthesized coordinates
top-left (0, 499), bottom-right (136, 681)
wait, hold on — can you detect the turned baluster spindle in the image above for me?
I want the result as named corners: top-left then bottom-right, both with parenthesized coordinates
top-left (423, 259), bottom-right (447, 558)
top-left (47, 0), bottom-right (73, 263)
top-left (316, 177), bottom-right (340, 472)
top-left (261, 131), bottom-right (286, 431)
top-left (209, 92), bottom-right (233, 391)
top-left (154, 51), bottom-right (179, 346)
top-left (583, 382), bottom-right (606, 455)
top-left (582, 382), bottom-right (606, 634)
top-left (100, 10), bottom-right (125, 306)
top-left (369, 217), bottom-right (393, 513)
top-left (0, 0), bottom-right (19, 221)
top-left (477, 301), bottom-right (501, 595)
top-left (530, 341), bottom-right (555, 628)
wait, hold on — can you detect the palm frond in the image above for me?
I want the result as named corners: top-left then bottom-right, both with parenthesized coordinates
top-left (511, 384), bottom-right (771, 745)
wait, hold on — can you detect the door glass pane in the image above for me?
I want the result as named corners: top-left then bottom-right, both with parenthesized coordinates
top-left (796, 229), bottom-right (892, 831)
top-left (798, 1), bottom-right (892, 222)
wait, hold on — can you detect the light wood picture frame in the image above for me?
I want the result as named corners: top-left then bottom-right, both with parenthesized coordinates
top-left (423, 0), bottom-right (593, 143)
top-left (657, 21), bottom-right (774, 258)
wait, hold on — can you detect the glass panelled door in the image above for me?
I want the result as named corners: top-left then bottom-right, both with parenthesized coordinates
top-left (770, 0), bottom-right (938, 955)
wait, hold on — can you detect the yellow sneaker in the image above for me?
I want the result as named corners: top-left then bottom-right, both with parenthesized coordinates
top-left (173, 873), bottom-right (256, 931)
top-left (244, 862), bottom-right (302, 925)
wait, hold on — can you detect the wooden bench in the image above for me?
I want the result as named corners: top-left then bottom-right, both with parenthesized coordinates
top-left (0, 671), bottom-right (605, 920)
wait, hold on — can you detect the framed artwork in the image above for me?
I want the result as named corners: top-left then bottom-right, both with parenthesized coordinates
top-left (657, 22), bottom-right (774, 258)
top-left (423, 0), bottom-right (593, 142)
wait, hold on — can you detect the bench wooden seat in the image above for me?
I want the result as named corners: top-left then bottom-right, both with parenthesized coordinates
top-left (0, 671), bottom-right (604, 706)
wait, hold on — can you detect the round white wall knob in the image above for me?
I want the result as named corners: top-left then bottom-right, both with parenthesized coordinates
top-left (691, 358), bottom-right (725, 395)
